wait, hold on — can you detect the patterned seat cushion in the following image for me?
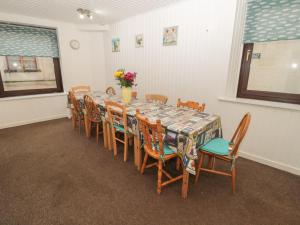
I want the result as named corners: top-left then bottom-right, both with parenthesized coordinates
top-left (200, 138), bottom-right (230, 156)
top-left (151, 142), bottom-right (175, 155)
top-left (114, 124), bottom-right (125, 133)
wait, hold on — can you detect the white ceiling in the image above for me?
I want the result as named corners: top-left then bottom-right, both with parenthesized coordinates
top-left (0, 0), bottom-right (185, 25)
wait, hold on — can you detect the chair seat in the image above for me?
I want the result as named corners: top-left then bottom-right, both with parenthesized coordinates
top-left (200, 138), bottom-right (230, 156)
top-left (152, 142), bottom-right (175, 155)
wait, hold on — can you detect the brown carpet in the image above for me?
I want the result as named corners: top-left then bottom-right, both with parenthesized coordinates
top-left (0, 118), bottom-right (299, 225)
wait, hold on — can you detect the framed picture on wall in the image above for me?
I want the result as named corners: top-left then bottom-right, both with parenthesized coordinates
top-left (112, 38), bottom-right (120, 52)
top-left (163, 26), bottom-right (178, 46)
top-left (135, 34), bottom-right (144, 48)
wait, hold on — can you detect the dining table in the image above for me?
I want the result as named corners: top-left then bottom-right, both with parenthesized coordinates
top-left (70, 91), bottom-right (223, 199)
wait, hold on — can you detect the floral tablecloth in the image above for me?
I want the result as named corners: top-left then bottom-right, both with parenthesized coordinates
top-left (70, 93), bottom-right (222, 175)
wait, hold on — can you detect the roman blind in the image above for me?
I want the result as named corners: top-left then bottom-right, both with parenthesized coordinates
top-left (244, 0), bottom-right (300, 43)
top-left (0, 23), bottom-right (59, 57)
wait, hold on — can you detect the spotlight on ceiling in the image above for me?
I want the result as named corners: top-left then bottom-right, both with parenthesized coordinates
top-left (77, 8), bottom-right (93, 20)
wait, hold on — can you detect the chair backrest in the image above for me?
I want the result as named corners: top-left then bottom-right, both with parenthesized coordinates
top-left (136, 109), bottom-right (164, 157)
top-left (177, 98), bottom-right (206, 112)
top-left (84, 95), bottom-right (101, 121)
top-left (105, 100), bottom-right (128, 131)
top-left (69, 91), bottom-right (81, 113)
top-left (106, 86), bottom-right (116, 96)
top-left (145, 94), bottom-right (168, 104)
top-left (132, 91), bottom-right (137, 99)
top-left (71, 85), bottom-right (91, 94)
top-left (230, 113), bottom-right (251, 157)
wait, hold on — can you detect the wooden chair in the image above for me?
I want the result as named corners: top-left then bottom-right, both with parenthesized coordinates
top-left (177, 98), bottom-right (206, 112)
top-left (84, 95), bottom-right (103, 143)
top-left (71, 85), bottom-right (91, 94)
top-left (105, 100), bottom-right (133, 162)
top-left (106, 86), bottom-right (116, 96)
top-left (136, 109), bottom-right (183, 194)
top-left (69, 91), bottom-right (84, 133)
top-left (145, 94), bottom-right (168, 104)
top-left (132, 91), bottom-right (137, 99)
top-left (195, 113), bottom-right (251, 193)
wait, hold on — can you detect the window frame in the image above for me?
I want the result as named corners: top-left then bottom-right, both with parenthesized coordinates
top-left (0, 57), bottom-right (63, 98)
top-left (237, 43), bottom-right (300, 105)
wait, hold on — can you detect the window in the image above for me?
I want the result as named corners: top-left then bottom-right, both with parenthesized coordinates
top-left (237, 0), bottom-right (300, 105)
top-left (6, 56), bottom-right (39, 72)
top-left (0, 23), bottom-right (63, 97)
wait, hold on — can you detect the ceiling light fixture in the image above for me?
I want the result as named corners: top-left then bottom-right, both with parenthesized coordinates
top-left (291, 63), bottom-right (298, 69)
top-left (77, 8), bottom-right (93, 20)
top-left (94, 9), bottom-right (103, 15)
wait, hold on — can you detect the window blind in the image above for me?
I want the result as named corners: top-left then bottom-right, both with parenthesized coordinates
top-left (0, 23), bottom-right (59, 57)
top-left (244, 0), bottom-right (300, 43)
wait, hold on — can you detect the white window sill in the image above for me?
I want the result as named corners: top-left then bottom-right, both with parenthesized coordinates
top-left (0, 92), bottom-right (67, 102)
top-left (218, 96), bottom-right (300, 112)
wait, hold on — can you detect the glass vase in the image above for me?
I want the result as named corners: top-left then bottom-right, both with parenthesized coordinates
top-left (121, 87), bottom-right (132, 103)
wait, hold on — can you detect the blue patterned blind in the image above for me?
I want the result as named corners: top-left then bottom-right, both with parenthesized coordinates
top-left (244, 0), bottom-right (300, 43)
top-left (0, 23), bottom-right (59, 57)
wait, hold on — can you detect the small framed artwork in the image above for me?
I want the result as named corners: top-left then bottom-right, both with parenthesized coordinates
top-left (135, 34), bottom-right (144, 48)
top-left (112, 38), bottom-right (120, 52)
top-left (163, 26), bottom-right (178, 46)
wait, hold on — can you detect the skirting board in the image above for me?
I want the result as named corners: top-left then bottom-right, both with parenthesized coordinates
top-left (0, 114), bottom-right (69, 130)
top-left (240, 151), bottom-right (300, 176)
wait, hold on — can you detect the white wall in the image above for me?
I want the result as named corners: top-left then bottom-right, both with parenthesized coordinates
top-left (103, 0), bottom-right (300, 175)
top-left (0, 12), bottom-right (107, 128)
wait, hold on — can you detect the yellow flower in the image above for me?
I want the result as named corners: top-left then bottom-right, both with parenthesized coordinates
top-left (114, 71), bottom-right (123, 78)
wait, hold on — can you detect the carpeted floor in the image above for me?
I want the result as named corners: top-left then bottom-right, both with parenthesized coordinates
top-left (0, 118), bottom-right (299, 225)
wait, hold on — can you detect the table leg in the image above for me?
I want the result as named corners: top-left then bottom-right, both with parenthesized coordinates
top-left (133, 136), bottom-right (142, 171)
top-left (102, 120), bottom-right (107, 148)
top-left (181, 169), bottom-right (189, 199)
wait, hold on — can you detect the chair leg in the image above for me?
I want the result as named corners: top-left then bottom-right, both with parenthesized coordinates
top-left (124, 135), bottom-right (128, 162)
top-left (87, 120), bottom-right (92, 138)
top-left (232, 166), bottom-right (236, 194)
top-left (157, 160), bottom-right (163, 194)
top-left (96, 123), bottom-right (99, 143)
top-left (208, 156), bottom-right (215, 169)
top-left (84, 114), bottom-right (89, 137)
top-left (128, 138), bottom-right (133, 146)
top-left (195, 152), bottom-right (204, 183)
top-left (208, 156), bottom-right (212, 168)
top-left (102, 120), bottom-right (107, 148)
top-left (78, 118), bottom-right (81, 134)
top-left (112, 129), bottom-right (117, 158)
top-left (141, 153), bottom-right (149, 174)
top-left (107, 122), bottom-right (112, 150)
top-left (176, 157), bottom-right (181, 171)
top-left (72, 113), bottom-right (76, 129)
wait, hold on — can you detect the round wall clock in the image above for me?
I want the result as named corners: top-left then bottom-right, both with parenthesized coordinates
top-left (70, 39), bottom-right (80, 50)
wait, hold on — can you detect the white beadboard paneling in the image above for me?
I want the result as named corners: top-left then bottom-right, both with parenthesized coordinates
top-left (104, 0), bottom-right (235, 105)
top-left (103, 0), bottom-right (300, 175)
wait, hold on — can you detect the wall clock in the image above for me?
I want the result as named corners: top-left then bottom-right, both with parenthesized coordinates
top-left (70, 39), bottom-right (80, 50)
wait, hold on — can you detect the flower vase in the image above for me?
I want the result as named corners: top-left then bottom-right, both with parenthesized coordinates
top-left (121, 87), bottom-right (132, 103)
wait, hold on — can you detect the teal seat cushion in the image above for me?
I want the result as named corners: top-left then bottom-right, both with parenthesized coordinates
top-left (201, 138), bottom-right (230, 156)
top-left (114, 124), bottom-right (125, 133)
top-left (152, 142), bottom-right (175, 155)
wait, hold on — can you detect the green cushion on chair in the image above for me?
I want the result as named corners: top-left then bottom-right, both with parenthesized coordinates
top-left (201, 138), bottom-right (230, 156)
top-left (151, 142), bottom-right (175, 155)
top-left (114, 124), bottom-right (125, 133)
